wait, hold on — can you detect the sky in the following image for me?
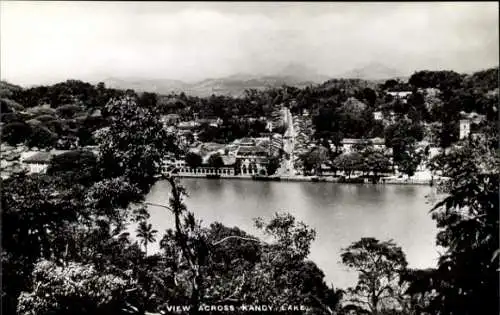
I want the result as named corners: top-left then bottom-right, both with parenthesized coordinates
top-left (1, 1), bottom-right (498, 86)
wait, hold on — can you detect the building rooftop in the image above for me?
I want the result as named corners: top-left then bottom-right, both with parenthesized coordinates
top-left (371, 137), bottom-right (385, 145)
top-left (178, 121), bottom-right (199, 129)
top-left (238, 138), bottom-right (256, 146)
top-left (342, 138), bottom-right (370, 144)
top-left (341, 138), bottom-right (386, 145)
top-left (388, 91), bottom-right (412, 96)
top-left (200, 142), bottom-right (225, 152)
top-left (237, 146), bottom-right (268, 156)
top-left (23, 151), bottom-right (52, 164)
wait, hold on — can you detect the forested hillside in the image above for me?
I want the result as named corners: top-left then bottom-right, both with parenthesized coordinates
top-left (2, 68), bottom-right (497, 150)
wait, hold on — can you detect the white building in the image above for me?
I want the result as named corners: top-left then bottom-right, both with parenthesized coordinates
top-left (177, 155), bottom-right (237, 176)
top-left (387, 91), bottom-right (412, 104)
top-left (387, 91), bottom-right (412, 98)
top-left (459, 119), bottom-right (471, 140)
top-left (373, 111), bottom-right (384, 121)
top-left (22, 151), bottom-right (52, 174)
top-left (160, 114), bottom-right (181, 127)
top-left (340, 138), bottom-right (386, 153)
top-left (371, 137), bottom-right (386, 150)
top-left (178, 166), bottom-right (235, 176)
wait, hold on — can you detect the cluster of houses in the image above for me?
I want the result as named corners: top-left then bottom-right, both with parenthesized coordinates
top-left (374, 88), bottom-right (487, 142)
top-left (1, 145), bottom-right (59, 179)
top-left (170, 136), bottom-right (279, 177)
top-left (372, 110), bottom-right (397, 126)
top-left (337, 137), bottom-right (387, 153)
top-left (0, 144), bottom-right (99, 179)
top-left (168, 128), bottom-right (396, 178)
top-left (3, 91), bottom-right (488, 181)
top-left (1, 145), bottom-right (28, 178)
top-left (159, 108), bottom-right (289, 177)
top-left (293, 111), bottom-right (314, 157)
top-left (160, 112), bottom-right (285, 151)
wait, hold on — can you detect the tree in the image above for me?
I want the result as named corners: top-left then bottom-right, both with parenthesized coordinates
top-left (138, 92), bottom-right (158, 109)
top-left (185, 152), bottom-right (203, 169)
top-left (97, 96), bottom-right (178, 193)
top-left (26, 106), bottom-right (56, 116)
top-left (340, 238), bottom-right (408, 315)
top-left (2, 173), bottom-right (81, 314)
top-left (406, 91), bottom-right (428, 123)
top-left (136, 221), bottom-right (158, 255)
top-left (229, 158), bottom-right (240, 176)
top-left (381, 79), bottom-right (399, 91)
top-left (360, 88), bottom-right (377, 107)
top-left (1, 122), bottom-right (32, 145)
top-left (384, 119), bottom-right (426, 177)
top-left (47, 150), bottom-right (99, 186)
top-left (34, 114), bottom-right (58, 123)
top-left (156, 177), bottom-right (206, 312)
top-left (399, 268), bottom-right (441, 314)
top-left (302, 146), bottom-right (328, 175)
top-left (384, 120), bottom-right (423, 162)
top-left (395, 144), bottom-right (423, 177)
top-left (247, 212), bottom-right (342, 313)
top-left (43, 118), bottom-right (64, 134)
top-left (1, 97), bottom-right (24, 112)
top-left (1, 111), bottom-right (23, 124)
top-left (333, 152), bottom-right (363, 178)
top-left (17, 260), bottom-right (129, 315)
top-left (266, 156), bottom-right (281, 176)
top-left (207, 153), bottom-right (224, 169)
top-left (425, 137), bottom-right (499, 314)
top-left (314, 104), bottom-right (378, 140)
top-left (438, 120), bottom-right (459, 148)
top-left (363, 150), bottom-right (391, 180)
top-left (26, 125), bottom-right (57, 149)
top-left (75, 127), bottom-right (94, 147)
top-left (409, 70), bottom-right (464, 90)
top-left (56, 104), bottom-right (83, 119)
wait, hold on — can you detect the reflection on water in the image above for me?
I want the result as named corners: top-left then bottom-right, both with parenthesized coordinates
top-left (139, 178), bottom-right (440, 289)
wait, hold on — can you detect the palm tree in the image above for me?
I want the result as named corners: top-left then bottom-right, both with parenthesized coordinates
top-left (136, 221), bottom-right (158, 255)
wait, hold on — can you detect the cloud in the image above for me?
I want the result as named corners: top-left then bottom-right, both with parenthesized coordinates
top-left (1, 2), bottom-right (498, 86)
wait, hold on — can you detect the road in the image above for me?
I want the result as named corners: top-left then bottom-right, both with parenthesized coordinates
top-left (277, 107), bottom-right (296, 176)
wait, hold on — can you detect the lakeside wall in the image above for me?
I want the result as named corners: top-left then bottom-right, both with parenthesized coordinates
top-left (171, 173), bottom-right (433, 185)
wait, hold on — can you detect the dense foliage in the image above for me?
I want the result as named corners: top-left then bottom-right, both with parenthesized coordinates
top-left (421, 137), bottom-right (499, 314)
top-left (2, 95), bottom-right (172, 314)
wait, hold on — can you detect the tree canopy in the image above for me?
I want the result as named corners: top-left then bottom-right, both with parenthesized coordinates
top-left (340, 238), bottom-right (408, 315)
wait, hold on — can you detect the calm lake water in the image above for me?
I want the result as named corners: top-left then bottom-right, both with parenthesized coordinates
top-left (142, 178), bottom-right (441, 289)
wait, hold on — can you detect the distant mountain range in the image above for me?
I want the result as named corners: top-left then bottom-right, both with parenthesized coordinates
top-left (337, 62), bottom-right (408, 81)
top-left (103, 75), bottom-right (319, 98)
top-left (102, 62), bottom-right (408, 97)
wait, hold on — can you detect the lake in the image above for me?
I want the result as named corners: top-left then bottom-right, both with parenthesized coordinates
top-left (142, 178), bottom-right (441, 289)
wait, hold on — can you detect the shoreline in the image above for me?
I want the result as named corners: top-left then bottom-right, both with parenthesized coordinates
top-left (171, 173), bottom-right (433, 186)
